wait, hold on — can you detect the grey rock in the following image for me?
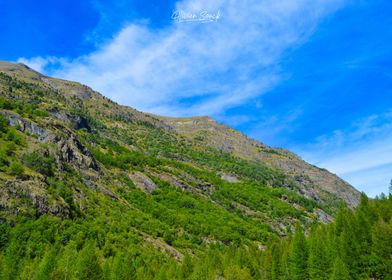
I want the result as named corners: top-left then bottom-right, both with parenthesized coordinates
top-left (314, 208), bottom-right (333, 224)
top-left (220, 173), bottom-right (240, 183)
top-left (1, 111), bottom-right (48, 141)
top-left (49, 109), bottom-right (91, 131)
top-left (128, 172), bottom-right (157, 193)
top-left (53, 129), bottom-right (100, 172)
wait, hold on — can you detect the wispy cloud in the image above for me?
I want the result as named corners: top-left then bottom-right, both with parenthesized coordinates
top-left (294, 111), bottom-right (392, 196)
top-left (18, 0), bottom-right (346, 117)
top-left (247, 108), bottom-right (303, 146)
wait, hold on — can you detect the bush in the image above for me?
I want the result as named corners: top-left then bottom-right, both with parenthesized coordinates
top-left (6, 129), bottom-right (25, 146)
top-left (0, 151), bottom-right (9, 169)
top-left (2, 142), bottom-right (16, 156)
top-left (8, 161), bottom-right (24, 177)
top-left (0, 114), bottom-right (9, 133)
top-left (0, 97), bottom-right (13, 110)
top-left (23, 151), bottom-right (55, 177)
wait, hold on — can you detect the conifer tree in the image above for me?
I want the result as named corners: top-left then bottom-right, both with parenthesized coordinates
top-left (19, 256), bottom-right (40, 280)
top-left (0, 240), bottom-right (24, 280)
top-left (370, 220), bottom-right (392, 279)
top-left (270, 241), bottom-right (285, 280)
top-left (308, 227), bottom-right (330, 280)
top-left (33, 247), bottom-right (57, 280)
top-left (109, 251), bottom-right (136, 280)
top-left (75, 241), bottom-right (103, 280)
top-left (52, 241), bottom-right (78, 279)
top-left (289, 224), bottom-right (308, 280)
top-left (389, 179), bottom-right (392, 198)
top-left (330, 257), bottom-right (350, 280)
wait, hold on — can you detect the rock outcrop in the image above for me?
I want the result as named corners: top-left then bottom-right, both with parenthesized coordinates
top-left (129, 172), bottom-right (157, 193)
top-left (1, 110), bottom-right (48, 141)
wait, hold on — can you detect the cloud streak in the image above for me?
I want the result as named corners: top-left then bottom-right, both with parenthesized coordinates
top-left (18, 0), bottom-right (346, 117)
top-left (295, 111), bottom-right (392, 196)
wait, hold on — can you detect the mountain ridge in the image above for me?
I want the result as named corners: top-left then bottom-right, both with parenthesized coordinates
top-left (159, 112), bottom-right (359, 208)
top-left (0, 57), bottom-right (390, 279)
top-left (0, 60), bottom-right (359, 233)
top-left (0, 60), bottom-right (359, 208)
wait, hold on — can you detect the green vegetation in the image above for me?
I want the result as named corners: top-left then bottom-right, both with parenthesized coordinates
top-left (23, 150), bottom-right (55, 177)
top-left (0, 194), bottom-right (389, 279)
top-left (0, 114), bottom-right (8, 133)
top-left (0, 65), bottom-right (388, 279)
top-left (8, 161), bottom-right (24, 177)
top-left (264, 194), bottom-right (392, 280)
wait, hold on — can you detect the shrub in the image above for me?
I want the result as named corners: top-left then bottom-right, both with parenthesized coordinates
top-left (2, 142), bottom-right (16, 156)
top-left (0, 114), bottom-right (9, 133)
top-left (23, 151), bottom-right (55, 177)
top-left (0, 97), bottom-right (13, 110)
top-left (0, 151), bottom-right (9, 169)
top-left (6, 129), bottom-right (25, 146)
top-left (8, 161), bottom-right (24, 177)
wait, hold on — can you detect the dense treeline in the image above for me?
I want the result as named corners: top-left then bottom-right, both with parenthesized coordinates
top-left (0, 194), bottom-right (390, 279)
top-left (260, 194), bottom-right (392, 280)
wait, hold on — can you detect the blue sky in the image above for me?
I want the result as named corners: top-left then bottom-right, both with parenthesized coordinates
top-left (1, 0), bottom-right (391, 197)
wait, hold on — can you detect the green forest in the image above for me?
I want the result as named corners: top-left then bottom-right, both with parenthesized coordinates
top-left (0, 194), bottom-right (390, 279)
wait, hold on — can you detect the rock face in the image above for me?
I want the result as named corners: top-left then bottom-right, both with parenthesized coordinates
top-left (152, 172), bottom-right (188, 190)
top-left (1, 111), bottom-right (48, 141)
top-left (49, 109), bottom-right (91, 132)
top-left (128, 172), bottom-right (157, 193)
top-left (313, 208), bottom-right (333, 224)
top-left (0, 178), bottom-right (70, 218)
top-left (1, 110), bottom-right (100, 173)
top-left (54, 129), bottom-right (100, 172)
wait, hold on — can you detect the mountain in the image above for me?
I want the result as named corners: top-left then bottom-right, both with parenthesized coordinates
top-left (160, 116), bottom-right (359, 207)
top-left (0, 60), bottom-right (366, 279)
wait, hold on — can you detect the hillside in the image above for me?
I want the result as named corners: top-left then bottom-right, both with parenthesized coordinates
top-left (0, 61), bottom-right (370, 279)
top-left (160, 116), bottom-right (359, 208)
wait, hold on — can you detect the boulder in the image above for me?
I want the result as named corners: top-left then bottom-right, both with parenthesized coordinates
top-left (128, 172), bottom-right (157, 193)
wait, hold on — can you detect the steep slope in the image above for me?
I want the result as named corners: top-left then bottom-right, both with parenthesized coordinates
top-left (0, 61), bottom-right (361, 276)
top-left (160, 116), bottom-right (360, 207)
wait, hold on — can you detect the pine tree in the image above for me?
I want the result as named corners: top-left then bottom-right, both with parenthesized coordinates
top-left (269, 241), bottom-right (285, 280)
top-left (75, 241), bottom-right (103, 280)
top-left (370, 220), bottom-right (392, 279)
top-left (19, 257), bottom-right (40, 280)
top-left (0, 114), bottom-right (9, 133)
top-left (308, 227), bottom-right (330, 280)
top-left (0, 240), bottom-right (24, 280)
top-left (290, 224), bottom-right (308, 280)
top-left (354, 193), bottom-right (373, 277)
top-left (52, 241), bottom-right (78, 279)
top-left (330, 257), bottom-right (350, 280)
top-left (109, 251), bottom-right (135, 280)
top-left (33, 247), bottom-right (57, 280)
top-left (261, 246), bottom-right (273, 279)
top-left (389, 179), bottom-right (392, 198)
top-left (339, 225), bottom-right (359, 279)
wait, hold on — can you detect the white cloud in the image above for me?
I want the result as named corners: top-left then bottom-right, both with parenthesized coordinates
top-left (247, 108), bottom-right (303, 146)
top-left (17, 57), bottom-right (55, 73)
top-left (294, 111), bottom-right (392, 196)
top-left (341, 163), bottom-right (392, 198)
top-left (18, 0), bottom-right (347, 117)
